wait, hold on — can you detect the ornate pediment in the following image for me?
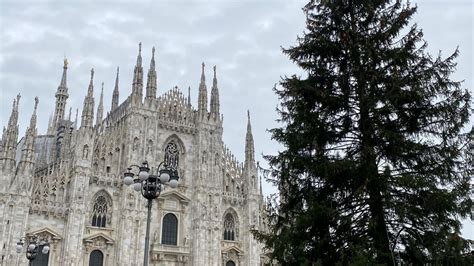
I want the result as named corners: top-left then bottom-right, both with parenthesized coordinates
top-left (222, 245), bottom-right (244, 255)
top-left (83, 232), bottom-right (114, 245)
top-left (158, 190), bottom-right (190, 205)
top-left (27, 227), bottom-right (62, 241)
top-left (222, 245), bottom-right (244, 264)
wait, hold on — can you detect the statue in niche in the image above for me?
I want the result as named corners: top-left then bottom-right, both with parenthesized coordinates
top-left (82, 145), bottom-right (89, 159)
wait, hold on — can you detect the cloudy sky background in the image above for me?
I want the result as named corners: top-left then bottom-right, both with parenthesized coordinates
top-left (1, 0), bottom-right (473, 237)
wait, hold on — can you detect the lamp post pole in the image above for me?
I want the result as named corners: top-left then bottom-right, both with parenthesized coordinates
top-left (123, 161), bottom-right (179, 266)
top-left (144, 198), bottom-right (152, 266)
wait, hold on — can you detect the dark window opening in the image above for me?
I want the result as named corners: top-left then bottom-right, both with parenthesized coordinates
top-left (89, 250), bottom-right (104, 266)
top-left (161, 213), bottom-right (178, 245)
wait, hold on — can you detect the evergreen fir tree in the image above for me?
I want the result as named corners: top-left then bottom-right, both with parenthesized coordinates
top-left (256, 0), bottom-right (472, 264)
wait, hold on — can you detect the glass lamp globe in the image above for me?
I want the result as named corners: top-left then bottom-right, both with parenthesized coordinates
top-left (138, 170), bottom-right (149, 181)
top-left (133, 182), bottom-right (142, 192)
top-left (15, 244), bottom-right (22, 253)
top-left (159, 172), bottom-right (170, 183)
top-left (42, 246), bottom-right (50, 254)
top-left (169, 179), bottom-right (178, 189)
top-left (28, 243), bottom-right (36, 251)
top-left (123, 175), bottom-right (134, 186)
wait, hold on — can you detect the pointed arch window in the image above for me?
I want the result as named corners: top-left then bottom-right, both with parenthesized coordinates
top-left (226, 261), bottom-right (236, 266)
top-left (91, 193), bottom-right (111, 228)
top-left (224, 213), bottom-right (235, 241)
top-left (161, 213), bottom-right (178, 245)
top-left (164, 141), bottom-right (179, 170)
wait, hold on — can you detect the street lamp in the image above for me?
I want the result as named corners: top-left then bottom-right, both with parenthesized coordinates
top-left (16, 235), bottom-right (50, 266)
top-left (123, 160), bottom-right (179, 266)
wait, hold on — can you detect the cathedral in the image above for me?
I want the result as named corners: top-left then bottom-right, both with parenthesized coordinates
top-left (0, 43), bottom-right (268, 266)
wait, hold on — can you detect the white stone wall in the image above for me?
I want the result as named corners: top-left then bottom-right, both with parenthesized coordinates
top-left (1, 83), bottom-right (265, 266)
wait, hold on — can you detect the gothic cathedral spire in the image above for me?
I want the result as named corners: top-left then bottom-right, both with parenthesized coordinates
top-left (243, 110), bottom-right (259, 193)
top-left (244, 110), bottom-right (255, 166)
top-left (145, 47), bottom-right (157, 104)
top-left (49, 58), bottom-right (69, 135)
top-left (210, 65), bottom-right (220, 119)
top-left (96, 82), bottom-right (104, 125)
top-left (17, 97), bottom-right (39, 178)
top-left (131, 42), bottom-right (143, 104)
top-left (81, 68), bottom-right (95, 129)
top-left (198, 62), bottom-right (208, 117)
top-left (111, 67), bottom-right (119, 111)
top-left (0, 94), bottom-right (21, 173)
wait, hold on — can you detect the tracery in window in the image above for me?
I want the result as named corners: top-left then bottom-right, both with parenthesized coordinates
top-left (224, 213), bottom-right (235, 241)
top-left (91, 194), bottom-right (110, 227)
top-left (164, 141), bottom-right (179, 170)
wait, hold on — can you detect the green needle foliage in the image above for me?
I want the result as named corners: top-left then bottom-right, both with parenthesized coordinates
top-left (255, 0), bottom-right (473, 265)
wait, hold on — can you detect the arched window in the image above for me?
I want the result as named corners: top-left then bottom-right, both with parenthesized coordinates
top-left (31, 245), bottom-right (49, 266)
top-left (164, 141), bottom-right (179, 171)
top-left (161, 213), bottom-right (178, 245)
top-left (224, 213), bottom-right (235, 241)
top-left (89, 250), bottom-right (104, 266)
top-left (91, 192), bottom-right (111, 228)
top-left (226, 260), bottom-right (236, 266)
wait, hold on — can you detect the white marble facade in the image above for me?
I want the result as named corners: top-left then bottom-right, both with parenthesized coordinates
top-left (0, 44), bottom-right (268, 266)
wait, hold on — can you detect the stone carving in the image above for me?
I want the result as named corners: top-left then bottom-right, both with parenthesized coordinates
top-left (0, 51), bottom-right (266, 266)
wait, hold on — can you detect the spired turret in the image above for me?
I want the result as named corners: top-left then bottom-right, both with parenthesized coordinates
top-left (145, 47), bottom-right (157, 104)
top-left (13, 97), bottom-right (39, 193)
top-left (49, 58), bottom-right (69, 135)
top-left (131, 42), bottom-right (144, 105)
top-left (0, 94), bottom-right (21, 174)
top-left (96, 82), bottom-right (104, 126)
top-left (243, 110), bottom-right (259, 193)
top-left (198, 62), bottom-right (208, 117)
top-left (210, 65), bottom-right (220, 120)
top-left (111, 67), bottom-right (120, 111)
top-left (81, 69), bottom-right (95, 129)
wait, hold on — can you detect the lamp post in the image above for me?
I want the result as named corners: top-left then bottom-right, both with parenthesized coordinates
top-left (15, 235), bottom-right (50, 266)
top-left (123, 161), bottom-right (179, 266)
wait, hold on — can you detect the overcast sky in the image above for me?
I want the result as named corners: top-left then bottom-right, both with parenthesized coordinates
top-left (1, 0), bottom-right (473, 237)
